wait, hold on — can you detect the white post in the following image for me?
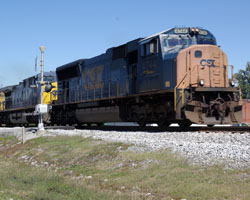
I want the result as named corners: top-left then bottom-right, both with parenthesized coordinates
top-left (38, 46), bottom-right (45, 131)
top-left (22, 126), bottom-right (25, 144)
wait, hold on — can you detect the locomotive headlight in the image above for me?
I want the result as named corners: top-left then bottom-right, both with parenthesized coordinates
top-left (230, 80), bottom-right (235, 87)
top-left (199, 79), bottom-right (204, 86)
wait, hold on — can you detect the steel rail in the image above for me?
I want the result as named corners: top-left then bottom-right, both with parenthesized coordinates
top-left (72, 125), bottom-right (250, 133)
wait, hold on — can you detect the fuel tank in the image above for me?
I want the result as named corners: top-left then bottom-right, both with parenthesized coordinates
top-left (76, 106), bottom-right (123, 123)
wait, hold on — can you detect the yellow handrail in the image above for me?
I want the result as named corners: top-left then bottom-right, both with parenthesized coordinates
top-left (182, 87), bottom-right (185, 105)
top-left (238, 84), bottom-right (242, 102)
top-left (174, 73), bottom-right (188, 111)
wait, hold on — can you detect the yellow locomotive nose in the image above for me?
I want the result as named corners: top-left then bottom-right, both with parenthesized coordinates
top-left (0, 92), bottom-right (5, 111)
top-left (43, 82), bottom-right (58, 105)
top-left (176, 45), bottom-right (242, 125)
top-left (177, 45), bottom-right (229, 89)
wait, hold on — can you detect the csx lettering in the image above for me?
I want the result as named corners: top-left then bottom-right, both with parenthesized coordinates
top-left (200, 59), bottom-right (215, 67)
top-left (83, 65), bottom-right (104, 91)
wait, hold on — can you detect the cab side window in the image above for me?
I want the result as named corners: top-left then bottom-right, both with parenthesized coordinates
top-left (141, 38), bottom-right (158, 56)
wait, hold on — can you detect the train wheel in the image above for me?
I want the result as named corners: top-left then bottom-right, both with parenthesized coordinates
top-left (178, 120), bottom-right (192, 128)
top-left (138, 121), bottom-right (146, 127)
top-left (157, 120), bottom-right (171, 128)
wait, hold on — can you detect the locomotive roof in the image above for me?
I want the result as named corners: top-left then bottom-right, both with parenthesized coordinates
top-left (140, 28), bottom-right (172, 42)
top-left (56, 59), bottom-right (85, 72)
top-left (34, 71), bottom-right (56, 79)
top-left (0, 85), bottom-right (16, 92)
top-left (140, 27), bottom-right (214, 42)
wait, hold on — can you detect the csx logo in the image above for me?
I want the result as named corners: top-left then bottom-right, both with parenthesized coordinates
top-left (83, 65), bottom-right (104, 91)
top-left (200, 59), bottom-right (215, 67)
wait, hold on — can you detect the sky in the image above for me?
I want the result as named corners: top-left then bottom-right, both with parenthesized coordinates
top-left (0, 0), bottom-right (249, 87)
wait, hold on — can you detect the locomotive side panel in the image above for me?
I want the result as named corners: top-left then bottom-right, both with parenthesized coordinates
top-left (56, 39), bottom-right (142, 105)
top-left (161, 58), bottom-right (177, 90)
top-left (136, 38), bottom-right (162, 92)
top-left (55, 52), bottom-right (131, 124)
top-left (56, 60), bottom-right (82, 104)
top-left (54, 39), bottom-right (146, 124)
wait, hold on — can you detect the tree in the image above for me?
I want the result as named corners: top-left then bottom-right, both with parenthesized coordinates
top-left (235, 62), bottom-right (250, 99)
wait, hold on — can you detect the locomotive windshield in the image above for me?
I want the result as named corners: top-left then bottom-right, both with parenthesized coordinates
top-left (162, 35), bottom-right (216, 50)
top-left (44, 76), bottom-right (55, 82)
top-left (164, 37), bottom-right (192, 48)
top-left (196, 35), bottom-right (216, 45)
top-left (161, 31), bottom-right (216, 55)
top-left (161, 35), bottom-right (192, 53)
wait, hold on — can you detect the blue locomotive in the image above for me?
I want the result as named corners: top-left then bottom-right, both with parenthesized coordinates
top-left (51, 27), bottom-right (242, 127)
top-left (0, 72), bottom-right (56, 125)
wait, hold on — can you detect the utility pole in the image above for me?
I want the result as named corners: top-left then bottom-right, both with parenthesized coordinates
top-left (40, 46), bottom-right (45, 105)
top-left (36, 46), bottom-right (47, 131)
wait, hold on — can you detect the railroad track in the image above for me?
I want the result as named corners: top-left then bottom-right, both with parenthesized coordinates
top-left (42, 125), bottom-right (250, 133)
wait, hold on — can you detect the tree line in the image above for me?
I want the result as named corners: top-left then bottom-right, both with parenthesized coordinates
top-left (235, 62), bottom-right (250, 99)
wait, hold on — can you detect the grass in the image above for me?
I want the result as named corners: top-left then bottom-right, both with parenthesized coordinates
top-left (0, 134), bottom-right (250, 199)
top-left (0, 159), bottom-right (126, 200)
top-left (0, 135), bottom-right (17, 145)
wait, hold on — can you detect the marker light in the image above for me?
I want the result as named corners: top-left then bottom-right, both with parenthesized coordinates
top-left (230, 80), bottom-right (235, 87)
top-left (199, 79), bottom-right (204, 86)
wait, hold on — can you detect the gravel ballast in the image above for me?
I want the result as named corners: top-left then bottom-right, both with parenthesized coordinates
top-left (46, 129), bottom-right (250, 169)
top-left (1, 127), bottom-right (249, 168)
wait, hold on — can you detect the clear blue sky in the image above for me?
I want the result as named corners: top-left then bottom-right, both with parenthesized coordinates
top-left (0, 0), bottom-right (249, 87)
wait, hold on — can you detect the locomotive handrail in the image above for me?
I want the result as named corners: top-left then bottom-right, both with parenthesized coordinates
top-left (238, 84), bottom-right (242, 102)
top-left (56, 72), bottom-right (161, 105)
top-left (174, 72), bottom-right (188, 111)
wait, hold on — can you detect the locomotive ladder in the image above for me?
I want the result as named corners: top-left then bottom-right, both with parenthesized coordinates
top-left (174, 72), bottom-right (188, 111)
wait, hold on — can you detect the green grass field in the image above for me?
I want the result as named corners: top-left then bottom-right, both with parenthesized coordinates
top-left (0, 135), bottom-right (250, 200)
